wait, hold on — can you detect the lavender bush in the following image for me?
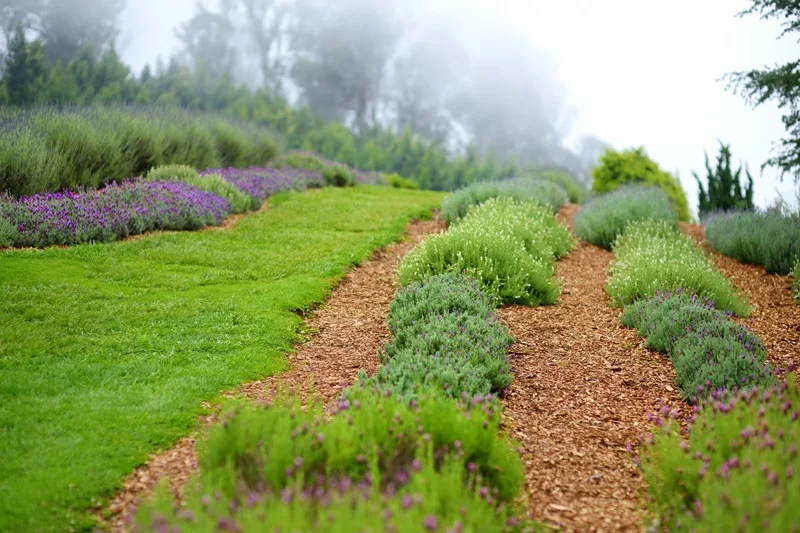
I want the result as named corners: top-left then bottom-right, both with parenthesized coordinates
top-left (0, 180), bottom-right (229, 248)
top-left (641, 374), bottom-right (799, 532)
top-left (201, 166), bottom-right (327, 202)
top-left (620, 289), bottom-right (772, 402)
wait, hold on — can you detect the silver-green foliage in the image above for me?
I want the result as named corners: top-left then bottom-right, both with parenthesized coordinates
top-left (607, 220), bottom-right (750, 316)
top-left (574, 186), bottom-right (679, 250)
top-left (794, 259), bottom-right (800, 304)
top-left (441, 178), bottom-right (569, 223)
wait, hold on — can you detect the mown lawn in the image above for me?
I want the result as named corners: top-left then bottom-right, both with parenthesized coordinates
top-left (0, 185), bottom-right (444, 532)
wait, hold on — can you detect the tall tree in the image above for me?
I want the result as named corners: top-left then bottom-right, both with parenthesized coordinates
top-left (727, 1), bottom-right (800, 182)
top-left (3, 24), bottom-right (49, 105)
top-left (289, 0), bottom-right (407, 132)
top-left (237, 0), bottom-right (288, 94)
top-left (176, 2), bottom-right (239, 81)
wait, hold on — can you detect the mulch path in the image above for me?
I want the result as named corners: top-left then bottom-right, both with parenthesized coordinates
top-left (101, 216), bottom-right (446, 531)
top-left (499, 205), bottom-right (686, 531)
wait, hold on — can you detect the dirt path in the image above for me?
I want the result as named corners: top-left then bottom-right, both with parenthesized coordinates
top-left (499, 205), bottom-right (686, 531)
top-left (102, 216), bottom-right (445, 531)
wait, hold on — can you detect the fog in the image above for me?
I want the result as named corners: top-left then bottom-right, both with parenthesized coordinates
top-left (102, 0), bottom-right (800, 211)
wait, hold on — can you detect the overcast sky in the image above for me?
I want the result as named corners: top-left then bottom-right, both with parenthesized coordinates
top-left (120, 0), bottom-right (799, 214)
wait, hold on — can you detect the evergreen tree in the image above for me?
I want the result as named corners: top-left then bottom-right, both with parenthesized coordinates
top-left (693, 142), bottom-right (755, 217)
top-left (3, 25), bottom-right (49, 106)
top-left (727, 1), bottom-right (800, 181)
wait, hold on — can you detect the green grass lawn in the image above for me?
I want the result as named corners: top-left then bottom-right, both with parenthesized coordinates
top-left (0, 185), bottom-right (444, 532)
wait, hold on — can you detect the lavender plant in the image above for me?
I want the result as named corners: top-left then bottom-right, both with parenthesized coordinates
top-left (201, 166), bottom-right (328, 203)
top-left (146, 164), bottom-right (253, 213)
top-left (0, 181), bottom-right (230, 247)
top-left (607, 220), bottom-right (750, 316)
top-left (620, 290), bottom-right (771, 402)
top-left (573, 186), bottom-right (679, 250)
top-left (641, 374), bottom-right (800, 532)
top-left (704, 210), bottom-right (800, 275)
top-left (134, 388), bottom-right (528, 531)
top-left (441, 178), bottom-right (569, 223)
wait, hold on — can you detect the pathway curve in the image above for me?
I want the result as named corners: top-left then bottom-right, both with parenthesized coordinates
top-left (102, 216), bottom-right (446, 531)
top-left (499, 205), bottom-right (685, 532)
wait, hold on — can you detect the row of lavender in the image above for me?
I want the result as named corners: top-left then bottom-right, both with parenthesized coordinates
top-left (577, 190), bottom-right (799, 530)
top-left (0, 163), bottom-right (376, 249)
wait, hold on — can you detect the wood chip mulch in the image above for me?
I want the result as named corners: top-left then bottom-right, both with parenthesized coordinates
top-left (100, 216), bottom-right (446, 531)
top-left (498, 205), bottom-right (686, 532)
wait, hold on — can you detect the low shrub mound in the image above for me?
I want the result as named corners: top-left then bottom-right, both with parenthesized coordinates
top-left (794, 259), bottom-right (800, 303)
top-left (135, 388), bottom-right (529, 532)
top-left (704, 211), bottom-right (800, 275)
top-left (592, 147), bottom-right (690, 221)
top-left (621, 290), bottom-right (772, 401)
top-left (574, 186), bottom-right (679, 250)
top-left (641, 374), bottom-right (799, 531)
top-left (0, 181), bottom-right (229, 247)
top-left (273, 150), bottom-right (383, 186)
top-left (201, 166), bottom-right (326, 202)
top-left (441, 178), bottom-right (569, 223)
top-left (146, 164), bottom-right (253, 213)
top-left (607, 220), bottom-right (750, 316)
top-left (535, 169), bottom-right (586, 204)
top-left (399, 199), bottom-right (571, 306)
top-left (385, 173), bottom-right (419, 189)
top-left (0, 106), bottom-right (279, 197)
top-left (364, 273), bottom-right (513, 399)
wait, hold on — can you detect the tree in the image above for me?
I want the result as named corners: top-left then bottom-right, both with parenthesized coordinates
top-left (237, 0), bottom-right (288, 94)
top-left (176, 3), bottom-right (239, 81)
top-left (727, 1), bottom-right (800, 182)
top-left (693, 142), bottom-right (754, 217)
top-left (3, 24), bottom-right (49, 106)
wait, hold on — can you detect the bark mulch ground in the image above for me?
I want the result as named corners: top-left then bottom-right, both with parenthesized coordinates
top-left (101, 216), bottom-right (445, 531)
top-left (498, 205), bottom-right (687, 532)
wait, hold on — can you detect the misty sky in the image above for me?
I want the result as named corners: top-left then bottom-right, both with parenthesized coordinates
top-left (120, 0), bottom-right (799, 214)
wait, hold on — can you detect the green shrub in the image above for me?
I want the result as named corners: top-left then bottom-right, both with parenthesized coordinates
top-left (574, 186), bottom-right (679, 250)
top-left (794, 259), bottom-right (800, 304)
top-left (0, 211), bottom-right (17, 247)
top-left (145, 165), bottom-right (253, 214)
top-left (693, 142), bottom-right (754, 217)
top-left (441, 178), bottom-right (569, 223)
top-left (592, 147), bottom-right (690, 221)
top-left (388, 272), bottom-right (499, 333)
top-left (705, 211), bottom-right (800, 275)
top-left (456, 197), bottom-right (575, 261)
top-left (641, 374), bottom-right (800, 531)
top-left (135, 388), bottom-right (528, 531)
top-left (324, 165), bottom-right (355, 187)
top-left (535, 169), bottom-right (585, 204)
top-left (607, 220), bottom-right (750, 315)
top-left (369, 273), bottom-right (513, 399)
top-left (620, 290), bottom-right (771, 401)
top-left (0, 106), bottom-right (280, 197)
top-left (385, 173), bottom-right (419, 189)
top-left (272, 150), bottom-right (329, 172)
top-left (145, 164), bottom-right (199, 181)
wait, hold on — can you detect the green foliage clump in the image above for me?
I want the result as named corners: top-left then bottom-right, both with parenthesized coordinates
top-left (0, 106), bottom-right (279, 197)
top-left (641, 374), bottom-right (800, 531)
top-left (400, 198), bottom-right (572, 305)
top-left (0, 211), bottom-right (17, 247)
top-left (620, 290), bottom-right (771, 401)
top-left (607, 220), bottom-right (750, 316)
top-left (705, 211), bottom-right (800, 275)
top-left (364, 273), bottom-right (512, 399)
top-left (693, 142), bottom-right (754, 217)
top-left (574, 186), bottom-right (679, 250)
top-left (385, 173), bottom-right (419, 189)
top-left (135, 388), bottom-right (528, 531)
top-left (441, 178), bottom-right (569, 223)
top-left (592, 147), bottom-right (691, 221)
top-left (535, 168), bottom-right (586, 204)
top-left (145, 164), bottom-right (253, 214)
top-left (323, 165), bottom-right (355, 187)
top-left (794, 259), bottom-right (800, 304)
